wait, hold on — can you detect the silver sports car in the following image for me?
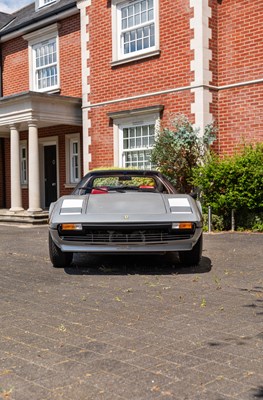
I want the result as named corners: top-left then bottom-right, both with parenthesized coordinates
top-left (48, 169), bottom-right (203, 268)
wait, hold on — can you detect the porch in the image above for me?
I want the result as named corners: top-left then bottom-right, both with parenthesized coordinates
top-left (0, 209), bottom-right (49, 224)
top-left (0, 91), bottom-right (82, 217)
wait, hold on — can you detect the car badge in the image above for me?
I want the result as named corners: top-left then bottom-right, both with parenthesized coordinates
top-left (124, 215), bottom-right (129, 220)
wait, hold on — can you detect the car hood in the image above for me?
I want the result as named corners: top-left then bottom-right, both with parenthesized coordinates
top-left (49, 192), bottom-right (202, 226)
top-left (87, 192), bottom-right (167, 214)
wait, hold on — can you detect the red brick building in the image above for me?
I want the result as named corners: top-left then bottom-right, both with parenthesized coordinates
top-left (0, 0), bottom-right (262, 217)
top-left (0, 0), bottom-right (82, 212)
top-left (77, 0), bottom-right (262, 174)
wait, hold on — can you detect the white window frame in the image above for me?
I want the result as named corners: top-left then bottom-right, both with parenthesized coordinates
top-left (35, 0), bottom-right (58, 11)
top-left (120, 123), bottom-right (156, 169)
top-left (112, 109), bottom-right (161, 168)
top-left (20, 142), bottom-right (28, 186)
top-left (66, 134), bottom-right (81, 185)
top-left (112, 0), bottom-right (160, 65)
top-left (23, 24), bottom-right (60, 93)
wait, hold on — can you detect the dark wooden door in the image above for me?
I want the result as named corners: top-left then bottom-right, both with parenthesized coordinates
top-left (44, 145), bottom-right (57, 208)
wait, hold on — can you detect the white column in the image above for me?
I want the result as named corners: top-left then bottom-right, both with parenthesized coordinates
top-left (9, 125), bottom-right (24, 212)
top-left (27, 121), bottom-right (42, 212)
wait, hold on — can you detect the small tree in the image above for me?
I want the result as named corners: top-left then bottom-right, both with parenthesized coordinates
top-left (151, 114), bottom-right (216, 192)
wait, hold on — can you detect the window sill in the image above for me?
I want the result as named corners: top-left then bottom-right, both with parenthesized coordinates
top-left (33, 88), bottom-right (61, 94)
top-left (111, 50), bottom-right (160, 67)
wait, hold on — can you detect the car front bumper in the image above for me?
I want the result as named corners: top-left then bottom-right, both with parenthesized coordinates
top-left (49, 227), bottom-right (202, 254)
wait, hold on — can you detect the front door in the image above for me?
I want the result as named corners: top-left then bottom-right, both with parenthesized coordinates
top-left (44, 145), bottom-right (57, 208)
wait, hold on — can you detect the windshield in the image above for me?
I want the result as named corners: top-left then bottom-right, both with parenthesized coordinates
top-left (73, 173), bottom-right (170, 195)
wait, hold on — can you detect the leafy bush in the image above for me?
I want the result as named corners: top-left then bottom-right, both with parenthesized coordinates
top-left (236, 211), bottom-right (263, 232)
top-left (192, 144), bottom-right (263, 230)
top-left (202, 213), bottom-right (224, 232)
top-left (151, 114), bottom-right (217, 193)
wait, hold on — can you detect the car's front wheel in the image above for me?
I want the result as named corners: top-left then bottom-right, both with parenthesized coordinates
top-left (49, 232), bottom-right (73, 268)
top-left (179, 233), bottom-right (203, 266)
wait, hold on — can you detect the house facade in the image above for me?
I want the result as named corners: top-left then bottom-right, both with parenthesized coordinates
top-left (77, 0), bottom-right (262, 174)
top-left (0, 0), bottom-right (262, 215)
top-left (0, 0), bottom-right (82, 212)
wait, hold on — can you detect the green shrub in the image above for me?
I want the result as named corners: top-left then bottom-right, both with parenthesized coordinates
top-left (202, 213), bottom-right (224, 232)
top-left (236, 211), bottom-right (263, 232)
top-left (192, 144), bottom-right (263, 230)
top-left (151, 114), bottom-right (217, 193)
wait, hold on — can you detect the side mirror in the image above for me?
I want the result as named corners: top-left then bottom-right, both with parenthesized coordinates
top-left (190, 188), bottom-right (200, 200)
top-left (190, 191), bottom-right (198, 200)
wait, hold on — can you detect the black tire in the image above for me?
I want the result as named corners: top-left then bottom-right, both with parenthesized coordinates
top-left (48, 232), bottom-right (73, 268)
top-left (179, 233), bottom-right (203, 266)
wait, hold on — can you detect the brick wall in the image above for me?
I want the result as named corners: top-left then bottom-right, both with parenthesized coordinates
top-left (217, 0), bottom-right (262, 86)
top-left (59, 14), bottom-right (82, 97)
top-left (88, 1), bottom-right (192, 104)
top-left (88, 91), bottom-right (193, 170)
top-left (2, 14), bottom-right (81, 98)
top-left (2, 37), bottom-right (29, 95)
top-left (216, 0), bottom-right (263, 154)
top-left (87, 0), bottom-right (194, 168)
top-left (218, 85), bottom-right (263, 154)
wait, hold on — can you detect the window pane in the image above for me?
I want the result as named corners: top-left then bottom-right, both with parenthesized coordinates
top-left (135, 14), bottom-right (140, 25)
top-left (141, 11), bottom-right (147, 23)
top-left (70, 140), bottom-right (80, 183)
top-left (120, 0), bottom-right (155, 55)
top-left (135, 3), bottom-right (140, 14)
top-left (130, 40), bottom-right (136, 52)
top-left (143, 36), bottom-right (149, 48)
top-left (122, 7), bottom-right (127, 18)
top-left (137, 27), bottom-right (143, 39)
top-left (128, 5), bottom-right (133, 16)
top-left (128, 16), bottom-right (133, 28)
top-left (33, 39), bottom-right (57, 90)
top-left (20, 146), bottom-right (27, 184)
top-left (122, 123), bottom-right (155, 169)
top-left (123, 139), bottom-right (128, 149)
top-left (122, 18), bottom-right (127, 29)
top-left (150, 23), bottom-right (155, 46)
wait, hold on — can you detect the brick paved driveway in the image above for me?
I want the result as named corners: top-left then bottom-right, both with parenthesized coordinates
top-left (0, 224), bottom-right (262, 400)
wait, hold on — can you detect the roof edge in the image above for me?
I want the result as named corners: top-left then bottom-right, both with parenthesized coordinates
top-left (0, 2), bottom-right (78, 41)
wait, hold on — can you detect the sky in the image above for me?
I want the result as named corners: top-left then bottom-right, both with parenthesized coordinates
top-left (0, 0), bottom-right (33, 13)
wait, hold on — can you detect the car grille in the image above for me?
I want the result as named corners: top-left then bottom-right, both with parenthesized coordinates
top-left (59, 225), bottom-right (194, 244)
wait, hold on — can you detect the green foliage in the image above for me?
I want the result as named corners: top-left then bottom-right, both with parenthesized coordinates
top-left (90, 168), bottom-right (155, 187)
top-left (192, 144), bottom-right (263, 230)
top-left (202, 213), bottom-right (224, 232)
top-left (151, 114), bottom-right (217, 192)
top-left (236, 211), bottom-right (263, 232)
